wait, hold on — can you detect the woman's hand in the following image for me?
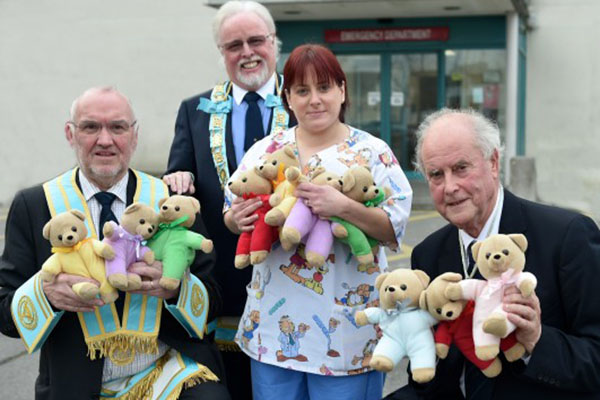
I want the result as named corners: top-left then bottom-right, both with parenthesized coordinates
top-left (295, 182), bottom-right (350, 218)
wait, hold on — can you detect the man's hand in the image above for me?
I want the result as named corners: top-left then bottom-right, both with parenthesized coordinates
top-left (504, 285), bottom-right (542, 354)
top-left (128, 261), bottom-right (179, 300)
top-left (163, 171), bottom-right (195, 195)
top-left (43, 273), bottom-right (104, 312)
top-left (228, 196), bottom-right (263, 233)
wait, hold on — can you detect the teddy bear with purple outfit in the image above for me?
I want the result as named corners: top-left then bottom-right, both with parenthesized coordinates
top-left (280, 167), bottom-right (343, 267)
top-left (102, 203), bottom-right (158, 291)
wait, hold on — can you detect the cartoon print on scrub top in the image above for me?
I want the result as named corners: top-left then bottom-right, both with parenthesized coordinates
top-left (251, 269), bottom-right (272, 299)
top-left (312, 315), bottom-right (341, 358)
top-left (349, 338), bottom-right (378, 375)
top-left (276, 315), bottom-right (311, 362)
top-left (241, 310), bottom-right (261, 349)
top-left (279, 244), bottom-right (332, 295)
top-left (334, 282), bottom-right (375, 307)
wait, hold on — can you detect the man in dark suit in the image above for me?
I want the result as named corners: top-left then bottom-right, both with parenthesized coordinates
top-left (0, 87), bottom-right (230, 399)
top-left (163, 2), bottom-right (295, 398)
top-left (388, 108), bottom-right (600, 399)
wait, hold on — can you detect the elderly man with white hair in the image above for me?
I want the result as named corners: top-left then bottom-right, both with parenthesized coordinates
top-left (386, 108), bottom-right (600, 400)
top-left (163, 1), bottom-right (295, 398)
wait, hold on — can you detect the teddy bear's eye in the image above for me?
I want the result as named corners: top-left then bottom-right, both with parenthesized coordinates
top-left (175, 206), bottom-right (180, 212)
top-left (139, 219), bottom-right (145, 224)
top-left (327, 177), bottom-right (332, 181)
top-left (58, 234), bottom-right (63, 240)
top-left (272, 160), bottom-right (277, 165)
top-left (242, 178), bottom-right (248, 183)
top-left (162, 205), bottom-right (168, 210)
top-left (71, 226), bottom-right (77, 232)
top-left (436, 308), bottom-right (442, 314)
top-left (486, 252), bottom-right (491, 259)
top-left (400, 284), bottom-right (407, 291)
top-left (362, 186), bottom-right (368, 192)
top-left (502, 249), bottom-right (509, 255)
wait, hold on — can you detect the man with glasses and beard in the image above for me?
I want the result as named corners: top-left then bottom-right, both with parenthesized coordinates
top-left (163, 1), bottom-right (295, 398)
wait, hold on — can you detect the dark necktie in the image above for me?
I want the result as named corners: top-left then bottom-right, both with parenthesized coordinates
top-left (464, 239), bottom-right (493, 399)
top-left (243, 91), bottom-right (265, 152)
top-left (466, 240), bottom-right (477, 277)
top-left (94, 191), bottom-right (118, 240)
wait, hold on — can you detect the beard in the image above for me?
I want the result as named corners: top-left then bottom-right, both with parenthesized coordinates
top-left (235, 57), bottom-right (271, 90)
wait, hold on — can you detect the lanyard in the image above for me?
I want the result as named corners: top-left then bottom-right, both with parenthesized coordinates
top-left (458, 187), bottom-right (504, 279)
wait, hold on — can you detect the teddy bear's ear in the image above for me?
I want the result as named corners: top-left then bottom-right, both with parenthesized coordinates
top-left (284, 145), bottom-right (296, 159)
top-left (439, 272), bottom-right (463, 283)
top-left (124, 203), bottom-right (141, 215)
top-left (361, 165), bottom-right (372, 173)
top-left (42, 221), bottom-right (52, 240)
top-left (508, 234), bottom-right (528, 252)
top-left (70, 209), bottom-right (86, 221)
top-left (418, 291), bottom-right (429, 310)
top-left (413, 269), bottom-right (431, 288)
top-left (311, 166), bottom-right (326, 179)
top-left (158, 197), bottom-right (168, 208)
top-left (188, 197), bottom-right (201, 214)
top-left (341, 171), bottom-right (356, 193)
top-left (471, 241), bottom-right (482, 260)
top-left (374, 272), bottom-right (389, 291)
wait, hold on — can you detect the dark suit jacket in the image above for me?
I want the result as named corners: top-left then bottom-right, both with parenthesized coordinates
top-left (408, 190), bottom-right (600, 399)
top-left (0, 170), bottom-right (225, 400)
top-left (166, 84), bottom-right (296, 317)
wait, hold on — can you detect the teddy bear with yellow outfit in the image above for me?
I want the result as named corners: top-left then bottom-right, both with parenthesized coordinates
top-left (40, 209), bottom-right (118, 303)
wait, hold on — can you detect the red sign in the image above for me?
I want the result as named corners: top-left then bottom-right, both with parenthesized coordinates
top-left (324, 27), bottom-right (449, 43)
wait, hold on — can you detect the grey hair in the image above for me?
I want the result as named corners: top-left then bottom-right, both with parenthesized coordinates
top-left (69, 86), bottom-right (138, 132)
top-left (212, 1), bottom-right (276, 45)
top-left (413, 108), bottom-right (503, 174)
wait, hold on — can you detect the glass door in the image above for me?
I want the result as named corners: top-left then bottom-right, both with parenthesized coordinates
top-left (390, 53), bottom-right (438, 172)
top-left (337, 54), bottom-right (381, 138)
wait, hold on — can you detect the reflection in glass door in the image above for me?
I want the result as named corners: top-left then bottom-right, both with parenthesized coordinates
top-left (337, 54), bottom-right (381, 138)
top-left (390, 53), bottom-right (438, 172)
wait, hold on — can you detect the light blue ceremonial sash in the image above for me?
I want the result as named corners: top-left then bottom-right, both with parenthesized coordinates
top-left (164, 273), bottom-right (209, 339)
top-left (197, 74), bottom-right (291, 190)
top-left (100, 349), bottom-right (218, 399)
top-left (11, 272), bottom-right (65, 353)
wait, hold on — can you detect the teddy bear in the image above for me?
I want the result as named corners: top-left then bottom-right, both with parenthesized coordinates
top-left (101, 203), bottom-right (158, 291)
top-left (279, 167), bottom-right (343, 267)
top-left (256, 144), bottom-right (301, 227)
top-left (354, 268), bottom-right (437, 383)
top-left (146, 195), bottom-right (213, 290)
top-left (419, 272), bottom-right (525, 378)
top-left (40, 209), bottom-right (118, 303)
top-left (227, 166), bottom-right (278, 269)
top-left (331, 166), bottom-right (388, 273)
top-left (445, 234), bottom-right (537, 361)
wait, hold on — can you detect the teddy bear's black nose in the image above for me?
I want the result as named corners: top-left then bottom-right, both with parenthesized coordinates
top-left (148, 227), bottom-right (153, 233)
top-left (228, 182), bottom-right (233, 186)
top-left (494, 254), bottom-right (501, 260)
top-left (446, 311), bottom-right (453, 317)
top-left (387, 286), bottom-right (395, 292)
top-left (374, 188), bottom-right (379, 194)
top-left (400, 284), bottom-right (407, 291)
top-left (67, 235), bottom-right (73, 240)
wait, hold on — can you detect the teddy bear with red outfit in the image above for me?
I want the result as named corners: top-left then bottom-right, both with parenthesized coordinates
top-left (419, 272), bottom-right (525, 377)
top-left (227, 166), bottom-right (278, 269)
